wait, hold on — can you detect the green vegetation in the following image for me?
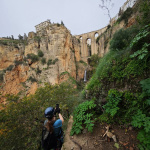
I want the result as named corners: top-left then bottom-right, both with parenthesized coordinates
top-left (38, 50), bottom-right (44, 57)
top-left (34, 36), bottom-right (41, 43)
top-left (0, 38), bottom-right (27, 47)
top-left (6, 65), bottom-right (14, 71)
top-left (110, 27), bottom-right (139, 51)
top-left (41, 57), bottom-right (46, 65)
top-left (14, 60), bottom-right (24, 66)
top-left (0, 71), bottom-right (4, 82)
top-left (118, 7), bottom-right (133, 24)
top-left (52, 58), bottom-right (58, 64)
top-left (72, 16), bottom-right (150, 150)
top-left (27, 53), bottom-right (39, 63)
top-left (0, 83), bottom-right (80, 150)
top-left (47, 59), bottom-right (52, 66)
top-left (28, 76), bottom-right (37, 82)
top-left (60, 71), bottom-right (69, 77)
top-left (57, 23), bottom-right (60, 27)
top-left (47, 58), bottom-right (59, 66)
top-left (79, 60), bottom-right (87, 66)
top-left (71, 100), bottom-right (96, 135)
top-left (137, 0), bottom-right (150, 26)
top-left (35, 67), bottom-right (42, 74)
top-left (0, 1), bottom-right (150, 149)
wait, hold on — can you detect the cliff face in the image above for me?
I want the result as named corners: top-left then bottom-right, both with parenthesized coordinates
top-left (25, 25), bottom-right (79, 84)
top-left (0, 45), bottom-right (21, 70)
top-left (0, 24), bottom-right (84, 104)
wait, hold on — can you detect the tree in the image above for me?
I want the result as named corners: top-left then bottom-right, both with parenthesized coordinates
top-left (61, 20), bottom-right (64, 26)
top-left (23, 33), bottom-right (28, 41)
top-left (99, 0), bottom-right (114, 22)
top-left (18, 34), bottom-right (23, 40)
top-left (11, 35), bottom-right (14, 40)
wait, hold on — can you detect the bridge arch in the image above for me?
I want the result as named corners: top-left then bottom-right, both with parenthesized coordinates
top-left (86, 38), bottom-right (91, 57)
top-left (95, 32), bottom-right (99, 39)
top-left (75, 26), bottom-right (107, 62)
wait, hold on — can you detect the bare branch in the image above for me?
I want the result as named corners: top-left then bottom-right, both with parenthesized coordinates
top-left (99, 0), bottom-right (114, 22)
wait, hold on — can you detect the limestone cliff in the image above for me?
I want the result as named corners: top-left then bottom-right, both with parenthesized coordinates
top-left (0, 24), bottom-right (85, 105)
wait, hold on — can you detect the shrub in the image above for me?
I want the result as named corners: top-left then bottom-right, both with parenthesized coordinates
top-left (79, 60), bottom-right (87, 66)
top-left (38, 50), bottom-right (44, 57)
top-left (6, 65), bottom-right (14, 71)
top-left (60, 71), bottom-right (69, 77)
top-left (47, 59), bottom-right (52, 66)
top-left (137, 0), bottom-right (150, 25)
top-left (57, 23), bottom-right (60, 27)
top-left (118, 7), bottom-right (133, 24)
top-left (28, 76), bottom-right (37, 82)
top-left (110, 27), bottom-right (139, 51)
top-left (71, 100), bottom-right (96, 135)
top-left (34, 36), bottom-right (41, 43)
top-left (36, 67), bottom-right (42, 74)
top-left (0, 72), bottom-right (4, 82)
top-left (52, 58), bottom-right (58, 64)
top-left (88, 54), bottom-right (100, 68)
top-left (0, 40), bottom-right (8, 45)
top-left (41, 57), bottom-right (46, 65)
top-left (103, 89), bottom-right (122, 117)
top-left (27, 53), bottom-right (39, 63)
top-left (47, 58), bottom-right (58, 66)
top-left (14, 60), bottom-right (24, 66)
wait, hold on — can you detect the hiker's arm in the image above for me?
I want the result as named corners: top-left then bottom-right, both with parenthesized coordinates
top-left (58, 113), bottom-right (64, 124)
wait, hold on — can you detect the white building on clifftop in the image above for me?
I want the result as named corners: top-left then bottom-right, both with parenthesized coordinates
top-left (35, 19), bottom-right (51, 32)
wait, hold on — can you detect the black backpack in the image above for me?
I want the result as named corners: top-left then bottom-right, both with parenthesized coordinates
top-left (41, 126), bottom-right (64, 150)
top-left (41, 126), bottom-right (57, 150)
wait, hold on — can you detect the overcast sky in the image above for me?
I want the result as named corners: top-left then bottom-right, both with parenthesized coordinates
top-left (0, 0), bottom-right (127, 39)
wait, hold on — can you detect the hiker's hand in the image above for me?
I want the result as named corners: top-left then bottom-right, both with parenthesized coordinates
top-left (57, 108), bottom-right (61, 114)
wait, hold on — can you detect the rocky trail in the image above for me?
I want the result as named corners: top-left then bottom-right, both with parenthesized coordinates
top-left (62, 116), bottom-right (139, 150)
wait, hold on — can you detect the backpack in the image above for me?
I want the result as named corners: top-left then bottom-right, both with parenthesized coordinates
top-left (41, 126), bottom-right (64, 150)
top-left (41, 126), bottom-right (57, 150)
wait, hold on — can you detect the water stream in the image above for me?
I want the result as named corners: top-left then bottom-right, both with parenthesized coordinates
top-left (84, 70), bottom-right (87, 82)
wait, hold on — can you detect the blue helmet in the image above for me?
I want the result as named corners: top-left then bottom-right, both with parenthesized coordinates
top-left (44, 107), bottom-right (54, 119)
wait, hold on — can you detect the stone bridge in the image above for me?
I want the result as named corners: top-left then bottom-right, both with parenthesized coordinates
top-left (74, 0), bottom-right (137, 62)
top-left (75, 26), bottom-right (107, 61)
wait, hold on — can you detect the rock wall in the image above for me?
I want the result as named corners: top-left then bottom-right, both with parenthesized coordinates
top-left (0, 24), bottom-right (84, 104)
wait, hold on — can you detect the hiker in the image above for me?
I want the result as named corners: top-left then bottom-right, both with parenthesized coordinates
top-left (42, 106), bottom-right (64, 150)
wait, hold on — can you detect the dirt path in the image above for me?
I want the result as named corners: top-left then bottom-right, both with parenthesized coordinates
top-left (62, 116), bottom-right (139, 150)
top-left (62, 116), bottom-right (80, 150)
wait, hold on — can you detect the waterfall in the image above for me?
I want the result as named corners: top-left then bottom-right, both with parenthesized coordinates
top-left (84, 70), bottom-right (87, 82)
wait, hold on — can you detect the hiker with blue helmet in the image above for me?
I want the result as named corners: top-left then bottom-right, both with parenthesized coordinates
top-left (42, 105), bottom-right (64, 150)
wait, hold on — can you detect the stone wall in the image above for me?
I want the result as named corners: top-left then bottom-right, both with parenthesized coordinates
top-left (35, 19), bottom-right (51, 32)
top-left (75, 27), bottom-right (107, 62)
